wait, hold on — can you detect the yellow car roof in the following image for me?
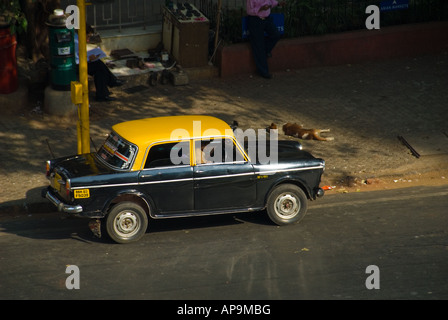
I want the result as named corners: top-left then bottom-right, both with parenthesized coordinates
top-left (112, 115), bottom-right (234, 147)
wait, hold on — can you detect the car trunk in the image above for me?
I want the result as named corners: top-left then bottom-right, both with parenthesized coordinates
top-left (47, 153), bottom-right (113, 201)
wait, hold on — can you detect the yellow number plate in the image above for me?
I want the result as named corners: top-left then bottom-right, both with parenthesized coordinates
top-left (74, 189), bottom-right (90, 199)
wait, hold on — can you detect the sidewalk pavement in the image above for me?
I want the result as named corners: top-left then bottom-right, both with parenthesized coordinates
top-left (1, 52), bottom-right (447, 215)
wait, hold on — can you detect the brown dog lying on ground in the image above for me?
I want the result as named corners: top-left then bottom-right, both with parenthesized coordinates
top-left (269, 123), bottom-right (334, 141)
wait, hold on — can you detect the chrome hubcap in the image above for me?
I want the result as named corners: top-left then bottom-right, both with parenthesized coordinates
top-left (274, 193), bottom-right (300, 218)
top-left (115, 211), bottom-right (140, 238)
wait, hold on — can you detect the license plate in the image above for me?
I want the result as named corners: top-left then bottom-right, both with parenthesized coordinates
top-left (74, 189), bottom-right (90, 199)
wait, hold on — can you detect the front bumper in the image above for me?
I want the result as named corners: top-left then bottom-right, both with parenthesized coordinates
top-left (315, 187), bottom-right (325, 198)
top-left (43, 188), bottom-right (83, 214)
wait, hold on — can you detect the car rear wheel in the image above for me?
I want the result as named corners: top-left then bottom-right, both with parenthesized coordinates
top-left (106, 202), bottom-right (148, 244)
top-left (266, 184), bottom-right (308, 225)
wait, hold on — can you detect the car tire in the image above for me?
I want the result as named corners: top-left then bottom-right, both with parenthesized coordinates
top-left (106, 202), bottom-right (148, 244)
top-left (266, 184), bottom-right (308, 226)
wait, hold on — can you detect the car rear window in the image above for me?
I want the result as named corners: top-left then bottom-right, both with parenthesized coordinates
top-left (96, 131), bottom-right (138, 170)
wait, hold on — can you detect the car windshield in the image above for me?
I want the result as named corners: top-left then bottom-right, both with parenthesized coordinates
top-left (96, 131), bottom-right (138, 170)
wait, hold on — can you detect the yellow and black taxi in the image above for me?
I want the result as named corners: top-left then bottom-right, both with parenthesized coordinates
top-left (43, 115), bottom-right (325, 243)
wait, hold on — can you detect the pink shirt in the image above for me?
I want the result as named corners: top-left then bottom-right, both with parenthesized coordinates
top-left (246, 0), bottom-right (279, 18)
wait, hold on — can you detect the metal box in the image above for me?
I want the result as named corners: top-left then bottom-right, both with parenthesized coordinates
top-left (70, 81), bottom-right (83, 105)
top-left (162, 4), bottom-right (209, 67)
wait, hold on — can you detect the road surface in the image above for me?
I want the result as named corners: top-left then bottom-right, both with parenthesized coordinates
top-left (0, 185), bottom-right (447, 300)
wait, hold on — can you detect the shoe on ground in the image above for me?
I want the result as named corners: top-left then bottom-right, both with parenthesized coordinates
top-left (96, 96), bottom-right (117, 102)
top-left (260, 72), bottom-right (273, 79)
top-left (110, 79), bottom-right (125, 87)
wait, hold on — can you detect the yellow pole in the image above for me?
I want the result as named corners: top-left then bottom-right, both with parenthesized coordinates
top-left (77, 105), bottom-right (82, 153)
top-left (77, 0), bottom-right (90, 154)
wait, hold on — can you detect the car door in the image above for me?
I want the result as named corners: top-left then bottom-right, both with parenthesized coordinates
top-left (193, 137), bottom-right (256, 211)
top-left (138, 141), bottom-right (194, 214)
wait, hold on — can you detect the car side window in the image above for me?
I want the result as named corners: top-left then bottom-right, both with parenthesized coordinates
top-left (144, 141), bottom-right (190, 168)
top-left (195, 138), bottom-right (245, 165)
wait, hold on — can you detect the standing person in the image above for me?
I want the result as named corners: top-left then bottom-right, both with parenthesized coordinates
top-left (246, 0), bottom-right (282, 79)
top-left (74, 25), bottom-right (124, 102)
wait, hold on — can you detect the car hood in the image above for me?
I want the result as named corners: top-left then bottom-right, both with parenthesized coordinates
top-left (51, 153), bottom-right (115, 179)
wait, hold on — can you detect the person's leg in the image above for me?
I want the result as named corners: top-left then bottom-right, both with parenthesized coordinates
top-left (248, 16), bottom-right (270, 77)
top-left (99, 60), bottom-right (123, 87)
top-left (264, 16), bottom-right (281, 57)
top-left (88, 61), bottom-right (114, 100)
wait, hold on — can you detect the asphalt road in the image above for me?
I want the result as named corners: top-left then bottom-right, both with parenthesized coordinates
top-left (0, 185), bottom-right (447, 300)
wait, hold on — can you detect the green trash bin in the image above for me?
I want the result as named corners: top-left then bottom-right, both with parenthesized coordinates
top-left (46, 9), bottom-right (76, 91)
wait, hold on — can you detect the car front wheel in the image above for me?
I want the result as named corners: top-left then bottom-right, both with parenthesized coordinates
top-left (106, 202), bottom-right (148, 244)
top-left (266, 184), bottom-right (308, 225)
